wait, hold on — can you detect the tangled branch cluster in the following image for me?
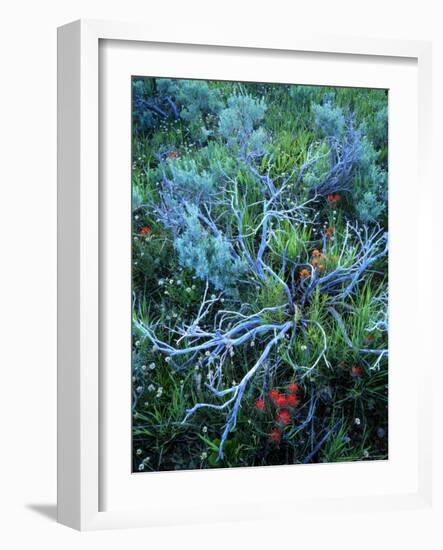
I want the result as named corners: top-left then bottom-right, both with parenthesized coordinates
top-left (134, 103), bottom-right (388, 459)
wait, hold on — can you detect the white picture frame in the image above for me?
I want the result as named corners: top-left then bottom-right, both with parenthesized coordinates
top-left (57, 19), bottom-right (433, 531)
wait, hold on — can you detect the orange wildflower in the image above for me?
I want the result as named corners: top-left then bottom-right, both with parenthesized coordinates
top-left (139, 226), bottom-right (152, 236)
top-left (351, 365), bottom-right (362, 377)
top-left (325, 225), bottom-right (334, 239)
top-left (299, 268), bottom-right (311, 280)
top-left (326, 193), bottom-right (342, 204)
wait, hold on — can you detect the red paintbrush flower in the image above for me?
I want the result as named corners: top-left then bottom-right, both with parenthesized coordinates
top-left (275, 395), bottom-right (288, 408)
top-left (325, 225), bottom-right (334, 239)
top-left (255, 398), bottom-right (265, 411)
top-left (351, 365), bottom-right (362, 377)
top-left (269, 389), bottom-right (280, 404)
top-left (269, 427), bottom-right (282, 444)
top-left (139, 226), bottom-right (151, 236)
top-left (286, 394), bottom-right (299, 408)
top-left (326, 193), bottom-right (342, 204)
top-left (287, 383), bottom-right (299, 394)
top-left (276, 409), bottom-right (292, 426)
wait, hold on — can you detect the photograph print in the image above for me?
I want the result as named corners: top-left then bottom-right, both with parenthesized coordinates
top-left (131, 77), bottom-right (388, 472)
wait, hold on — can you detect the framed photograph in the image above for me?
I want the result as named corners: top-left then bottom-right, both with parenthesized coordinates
top-left (57, 19), bottom-right (433, 530)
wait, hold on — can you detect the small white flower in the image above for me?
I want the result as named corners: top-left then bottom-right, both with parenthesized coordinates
top-left (200, 452), bottom-right (207, 460)
top-left (148, 384), bottom-right (155, 392)
top-left (134, 215), bottom-right (139, 220)
top-left (138, 463), bottom-right (145, 471)
top-left (205, 351), bottom-right (210, 356)
top-left (363, 450), bottom-right (369, 458)
top-left (143, 456), bottom-right (150, 463)
top-left (136, 386), bottom-right (143, 393)
top-left (141, 365), bottom-right (147, 371)
top-left (250, 341), bottom-right (255, 347)
top-left (186, 287), bottom-right (192, 293)
top-left (156, 387), bottom-right (163, 398)
top-left (202, 426), bottom-right (208, 433)
top-left (354, 417), bottom-right (361, 426)
top-left (144, 401), bottom-right (149, 407)
top-left (300, 345), bottom-right (307, 351)
top-left (149, 362), bottom-right (156, 370)
top-left (192, 285), bottom-right (196, 290)
top-left (135, 340), bottom-right (140, 347)
top-left (159, 279), bottom-right (164, 286)
top-left (177, 279), bottom-right (182, 285)
top-left (165, 357), bottom-right (171, 363)
top-left (136, 448), bottom-right (142, 456)
top-left (211, 294), bottom-right (216, 300)
top-left (169, 279), bottom-right (174, 284)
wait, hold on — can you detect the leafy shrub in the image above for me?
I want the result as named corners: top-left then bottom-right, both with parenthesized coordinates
top-left (219, 94), bottom-right (267, 150)
top-left (288, 85), bottom-right (318, 106)
top-left (174, 206), bottom-right (245, 292)
top-left (157, 78), bottom-right (224, 119)
top-left (133, 77), bottom-right (224, 142)
top-left (168, 159), bottom-right (215, 203)
top-left (303, 99), bottom-right (387, 223)
top-left (312, 100), bottom-right (346, 139)
top-left (352, 137), bottom-right (387, 223)
top-left (132, 79), bottom-right (159, 131)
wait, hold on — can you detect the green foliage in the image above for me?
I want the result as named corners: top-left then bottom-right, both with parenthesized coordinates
top-left (168, 159), bottom-right (216, 202)
top-left (312, 100), bottom-right (346, 139)
top-left (352, 137), bottom-right (388, 224)
top-left (174, 206), bottom-right (245, 292)
top-left (219, 93), bottom-right (267, 150)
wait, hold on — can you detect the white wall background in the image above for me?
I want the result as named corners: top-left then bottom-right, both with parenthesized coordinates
top-left (0, 1), bottom-right (441, 548)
